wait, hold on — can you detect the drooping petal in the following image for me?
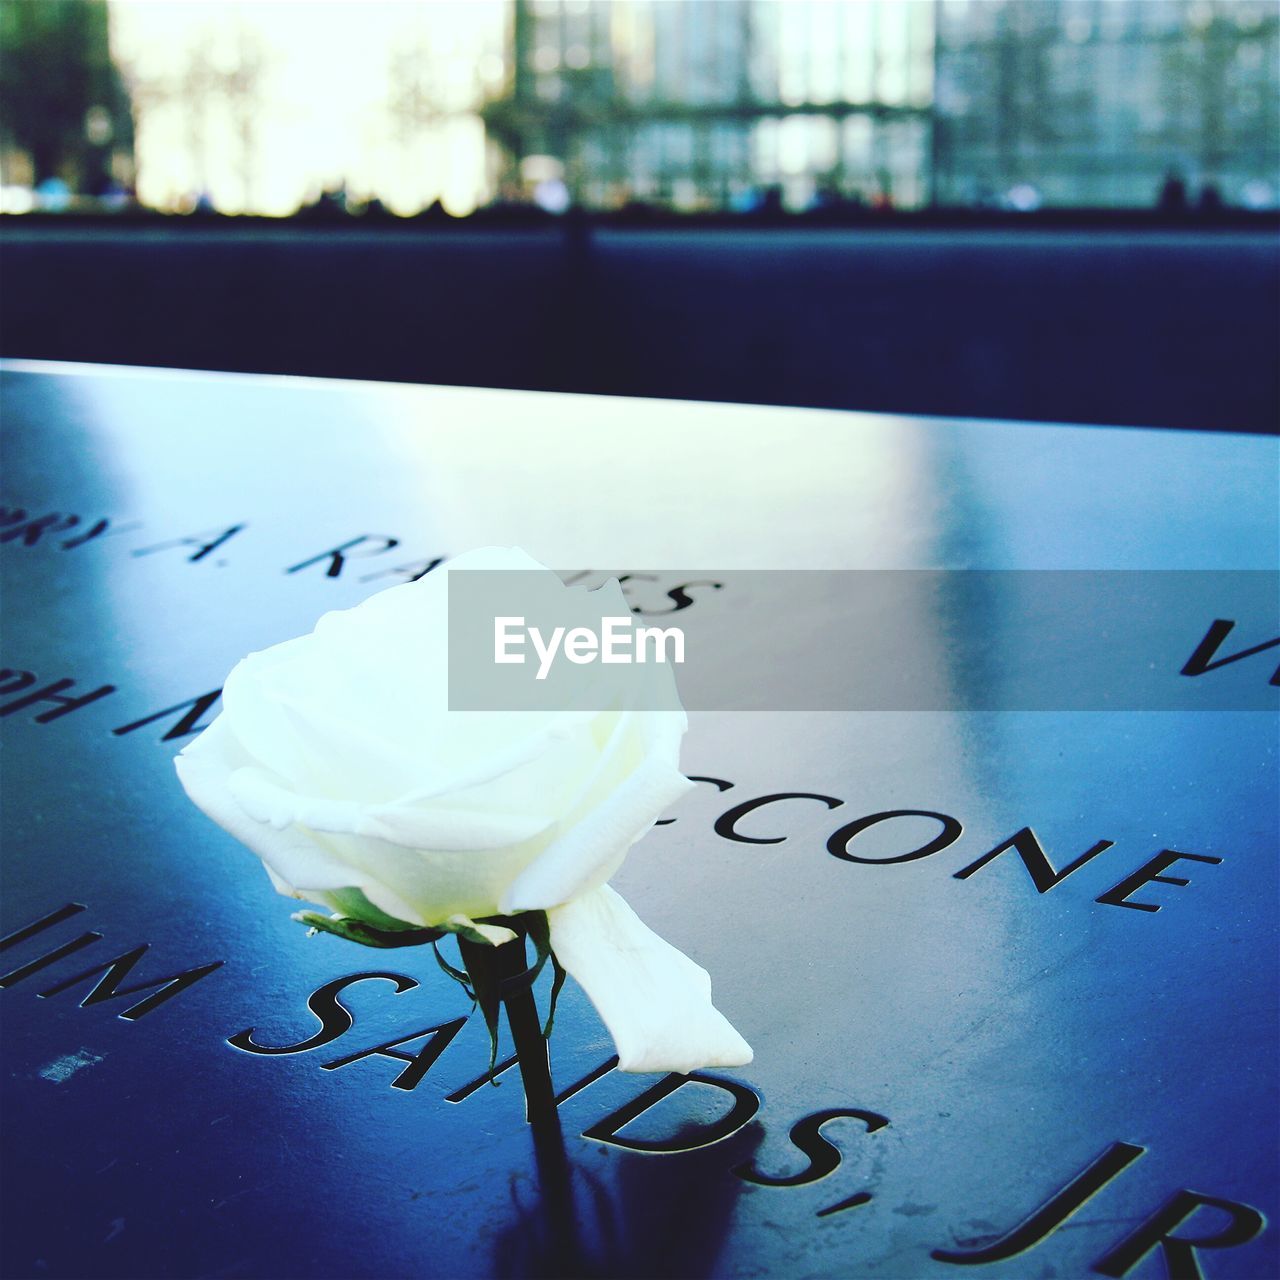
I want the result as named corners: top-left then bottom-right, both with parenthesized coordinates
top-left (546, 885), bottom-right (752, 1074)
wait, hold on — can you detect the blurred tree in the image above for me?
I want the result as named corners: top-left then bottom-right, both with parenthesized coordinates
top-left (0, 0), bottom-right (132, 190)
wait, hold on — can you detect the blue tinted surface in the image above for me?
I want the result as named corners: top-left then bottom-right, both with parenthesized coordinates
top-left (1, 363), bottom-right (1276, 1280)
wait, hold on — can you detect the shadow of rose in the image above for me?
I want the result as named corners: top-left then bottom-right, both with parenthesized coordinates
top-left (491, 1110), bottom-right (764, 1279)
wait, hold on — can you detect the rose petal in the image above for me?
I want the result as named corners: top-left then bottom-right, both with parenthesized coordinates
top-left (227, 765), bottom-right (555, 850)
top-left (499, 750), bottom-right (692, 913)
top-left (176, 716), bottom-right (358, 891)
top-left (176, 716), bottom-right (425, 925)
top-left (445, 915), bottom-right (518, 946)
top-left (219, 547), bottom-right (586, 804)
top-left (546, 885), bottom-right (753, 1074)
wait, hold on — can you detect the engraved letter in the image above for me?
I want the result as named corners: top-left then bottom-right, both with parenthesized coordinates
top-left (0, 512), bottom-right (79, 546)
top-left (285, 535), bottom-right (399, 578)
top-left (734, 1107), bottom-right (888, 1187)
top-left (583, 1073), bottom-right (760, 1154)
top-left (0, 669), bottom-right (36, 697)
top-left (227, 972), bottom-right (418, 1055)
top-left (359, 556), bottom-right (444, 584)
top-left (1094, 1189), bottom-right (1266, 1278)
top-left (0, 904), bottom-right (101, 988)
top-left (1097, 850), bottom-right (1222, 913)
top-left (0, 678), bottom-right (116, 723)
top-left (954, 827), bottom-right (1114, 893)
top-left (36, 944), bottom-right (223, 1019)
top-left (0, 903), bottom-right (88, 953)
top-left (1181, 619), bottom-right (1280, 686)
top-left (321, 1018), bottom-right (468, 1091)
top-left (715, 793), bottom-right (845, 845)
top-left (133, 524), bottom-right (245, 563)
top-left (932, 1141), bottom-right (1145, 1265)
top-left (112, 689), bottom-right (222, 741)
top-left (828, 809), bottom-right (963, 864)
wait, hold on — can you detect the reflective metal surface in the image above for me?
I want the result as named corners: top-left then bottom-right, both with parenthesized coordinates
top-left (1, 361), bottom-right (1276, 1280)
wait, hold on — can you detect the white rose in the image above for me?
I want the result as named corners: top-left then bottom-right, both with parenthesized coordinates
top-left (175, 546), bottom-right (751, 1074)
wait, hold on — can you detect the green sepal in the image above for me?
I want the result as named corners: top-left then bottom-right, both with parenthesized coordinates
top-left (488, 913), bottom-right (564, 1040)
top-left (431, 941), bottom-right (475, 1000)
top-left (291, 908), bottom-right (571, 1078)
top-left (292, 911), bottom-right (445, 949)
top-left (544, 951), bottom-right (568, 1039)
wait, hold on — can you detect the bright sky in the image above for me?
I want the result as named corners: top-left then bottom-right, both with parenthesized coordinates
top-left (109, 1), bottom-right (507, 215)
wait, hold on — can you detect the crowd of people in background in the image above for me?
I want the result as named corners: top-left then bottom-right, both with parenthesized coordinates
top-left (3, 169), bottom-right (1272, 222)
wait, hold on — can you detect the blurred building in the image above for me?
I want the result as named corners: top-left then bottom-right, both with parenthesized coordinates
top-left (933, 0), bottom-right (1280, 209)
top-left (0, 0), bottom-right (134, 205)
top-left (483, 0), bottom-right (1278, 212)
top-left (483, 0), bottom-right (934, 211)
top-left (3, 0), bottom-right (1276, 216)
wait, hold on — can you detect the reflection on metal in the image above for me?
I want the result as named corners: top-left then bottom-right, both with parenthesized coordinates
top-left (0, 361), bottom-right (1276, 1278)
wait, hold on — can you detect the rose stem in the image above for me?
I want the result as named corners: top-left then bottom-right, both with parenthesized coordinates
top-left (493, 932), bottom-right (557, 1125)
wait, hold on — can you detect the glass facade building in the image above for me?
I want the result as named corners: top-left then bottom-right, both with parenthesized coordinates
top-left (933, 0), bottom-right (1280, 209)
top-left (487, 0), bottom-right (935, 210)
top-left (486, 0), bottom-right (1279, 211)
